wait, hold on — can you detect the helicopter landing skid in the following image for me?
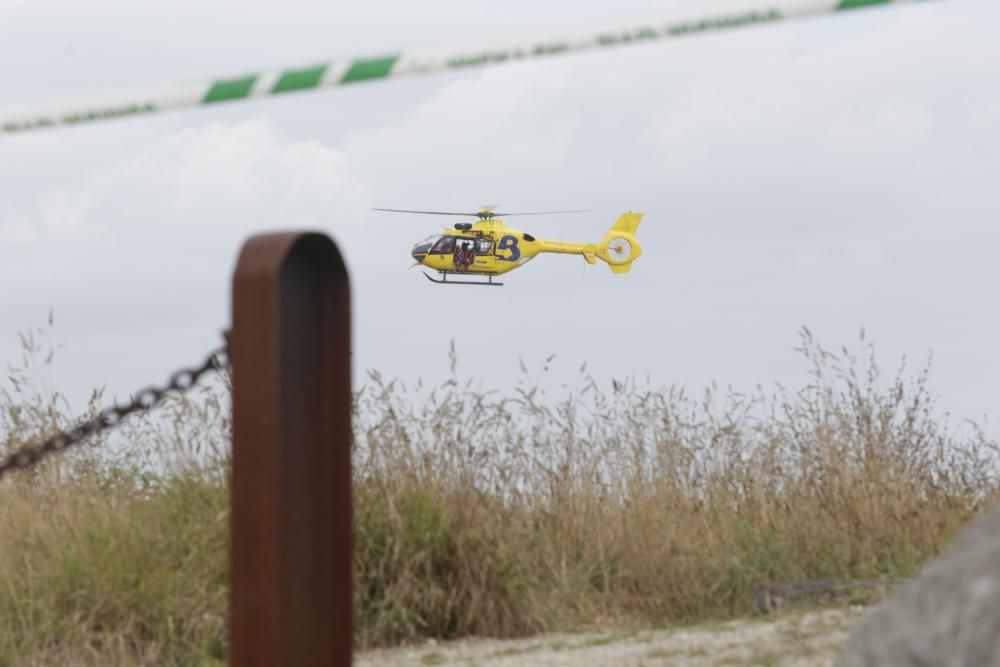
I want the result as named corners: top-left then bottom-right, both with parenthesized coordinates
top-left (423, 271), bottom-right (504, 287)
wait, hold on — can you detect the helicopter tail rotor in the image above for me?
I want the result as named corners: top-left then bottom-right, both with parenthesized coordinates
top-left (596, 212), bottom-right (643, 274)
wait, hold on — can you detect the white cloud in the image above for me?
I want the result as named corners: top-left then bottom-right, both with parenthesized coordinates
top-left (1, 119), bottom-right (368, 404)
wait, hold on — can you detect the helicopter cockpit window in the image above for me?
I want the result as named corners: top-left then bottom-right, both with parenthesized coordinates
top-left (475, 238), bottom-right (494, 255)
top-left (430, 236), bottom-right (456, 254)
top-left (412, 235), bottom-right (439, 256)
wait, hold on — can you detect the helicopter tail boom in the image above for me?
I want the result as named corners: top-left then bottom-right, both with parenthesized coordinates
top-left (596, 212), bottom-right (643, 273)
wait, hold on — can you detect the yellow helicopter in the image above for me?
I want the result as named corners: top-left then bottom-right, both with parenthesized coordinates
top-left (373, 207), bottom-right (644, 286)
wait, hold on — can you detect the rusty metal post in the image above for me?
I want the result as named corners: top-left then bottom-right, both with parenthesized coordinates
top-left (230, 232), bottom-right (352, 666)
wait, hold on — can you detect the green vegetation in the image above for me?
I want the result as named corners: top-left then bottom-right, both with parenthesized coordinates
top-left (1, 328), bottom-right (997, 664)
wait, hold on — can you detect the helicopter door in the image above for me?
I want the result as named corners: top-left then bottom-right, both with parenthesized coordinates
top-left (474, 238), bottom-right (494, 270)
top-left (453, 238), bottom-right (476, 272)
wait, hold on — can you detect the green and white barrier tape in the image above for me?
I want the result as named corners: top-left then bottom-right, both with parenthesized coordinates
top-left (0, 0), bottom-right (936, 135)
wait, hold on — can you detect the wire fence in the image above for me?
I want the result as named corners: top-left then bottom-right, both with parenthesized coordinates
top-left (0, 343), bottom-right (228, 481)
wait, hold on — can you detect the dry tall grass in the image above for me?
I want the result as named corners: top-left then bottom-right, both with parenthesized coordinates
top-left (0, 327), bottom-right (997, 663)
top-left (353, 330), bottom-right (999, 645)
top-left (0, 329), bottom-right (229, 665)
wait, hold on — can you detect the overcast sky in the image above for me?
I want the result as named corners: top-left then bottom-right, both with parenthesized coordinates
top-left (1, 0), bottom-right (997, 433)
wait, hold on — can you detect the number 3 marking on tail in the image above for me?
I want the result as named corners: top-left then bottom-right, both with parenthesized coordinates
top-left (498, 235), bottom-right (521, 262)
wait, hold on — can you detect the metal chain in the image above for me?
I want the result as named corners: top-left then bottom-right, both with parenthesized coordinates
top-left (0, 343), bottom-right (230, 481)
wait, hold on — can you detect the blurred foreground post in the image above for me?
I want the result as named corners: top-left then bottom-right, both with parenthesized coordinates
top-left (230, 232), bottom-right (352, 666)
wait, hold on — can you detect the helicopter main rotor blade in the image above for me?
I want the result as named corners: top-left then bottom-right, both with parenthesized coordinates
top-left (491, 210), bottom-right (589, 217)
top-left (372, 208), bottom-right (481, 217)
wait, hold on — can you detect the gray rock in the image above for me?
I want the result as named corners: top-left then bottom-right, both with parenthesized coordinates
top-left (837, 507), bottom-right (1000, 667)
top-left (753, 579), bottom-right (889, 615)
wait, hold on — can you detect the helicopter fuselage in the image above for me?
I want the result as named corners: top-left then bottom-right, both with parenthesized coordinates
top-left (411, 218), bottom-right (597, 278)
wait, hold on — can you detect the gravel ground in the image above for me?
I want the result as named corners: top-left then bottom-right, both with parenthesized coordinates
top-left (356, 608), bottom-right (869, 667)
